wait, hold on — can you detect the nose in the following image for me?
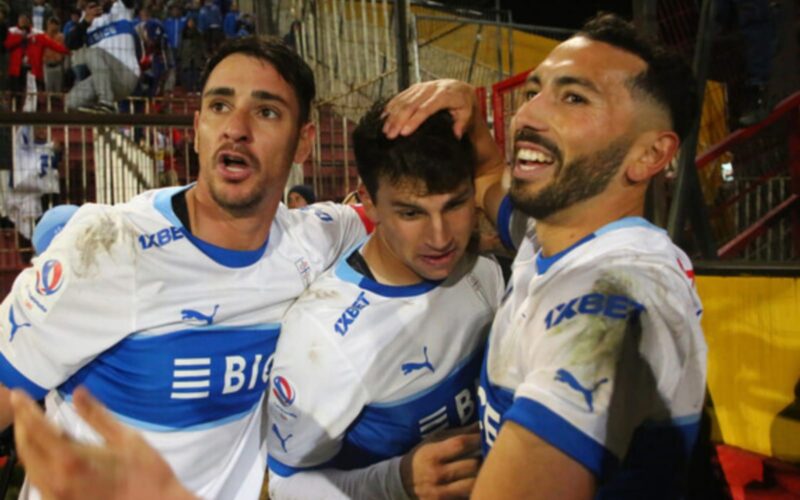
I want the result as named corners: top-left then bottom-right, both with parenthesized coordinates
top-left (426, 214), bottom-right (453, 250)
top-left (222, 108), bottom-right (252, 143)
top-left (512, 92), bottom-right (549, 134)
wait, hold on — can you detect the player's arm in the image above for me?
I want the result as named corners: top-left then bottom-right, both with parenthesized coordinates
top-left (472, 421), bottom-right (595, 499)
top-left (10, 387), bottom-right (195, 500)
top-left (0, 207), bottom-right (136, 430)
top-left (269, 424), bottom-right (480, 500)
top-left (382, 80), bottom-right (507, 226)
top-left (0, 385), bottom-right (12, 430)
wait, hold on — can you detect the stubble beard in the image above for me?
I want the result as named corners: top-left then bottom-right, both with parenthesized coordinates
top-left (510, 137), bottom-right (632, 220)
top-left (203, 165), bottom-right (268, 216)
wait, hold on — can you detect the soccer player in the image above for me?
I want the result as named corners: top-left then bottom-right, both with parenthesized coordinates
top-left (266, 103), bottom-right (504, 498)
top-left (383, 13), bottom-right (707, 498)
top-left (0, 37), bottom-right (371, 499)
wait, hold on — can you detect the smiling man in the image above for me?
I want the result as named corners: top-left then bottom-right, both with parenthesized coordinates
top-left (0, 37), bottom-right (370, 499)
top-left (383, 13), bottom-right (707, 499)
top-left (266, 103), bottom-right (503, 499)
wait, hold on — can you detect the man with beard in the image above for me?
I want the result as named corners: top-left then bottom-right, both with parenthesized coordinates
top-left (8, 14), bottom-right (707, 500)
top-left (382, 13), bottom-right (707, 499)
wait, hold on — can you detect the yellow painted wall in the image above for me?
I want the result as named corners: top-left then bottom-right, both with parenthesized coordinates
top-left (697, 275), bottom-right (800, 460)
top-left (412, 5), bottom-right (558, 76)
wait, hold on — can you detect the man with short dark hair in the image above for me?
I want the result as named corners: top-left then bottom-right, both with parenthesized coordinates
top-left (0, 36), bottom-right (371, 499)
top-left (267, 103), bottom-right (503, 499)
top-left (384, 13), bottom-right (706, 499)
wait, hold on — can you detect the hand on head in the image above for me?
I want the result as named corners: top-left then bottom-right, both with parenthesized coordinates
top-left (382, 79), bottom-right (477, 140)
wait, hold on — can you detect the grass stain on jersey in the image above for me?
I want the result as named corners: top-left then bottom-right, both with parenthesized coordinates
top-left (73, 212), bottom-right (136, 277)
top-left (563, 271), bottom-right (637, 367)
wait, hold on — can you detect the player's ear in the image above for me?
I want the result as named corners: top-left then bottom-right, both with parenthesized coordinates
top-left (625, 130), bottom-right (679, 183)
top-left (358, 184), bottom-right (379, 223)
top-left (292, 121), bottom-right (315, 164)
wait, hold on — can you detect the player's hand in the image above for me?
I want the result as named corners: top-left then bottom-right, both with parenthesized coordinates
top-left (382, 79), bottom-right (477, 140)
top-left (399, 423), bottom-right (482, 500)
top-left (11, 387), bottom-right (195, 500)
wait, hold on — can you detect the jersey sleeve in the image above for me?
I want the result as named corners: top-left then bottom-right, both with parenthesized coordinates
top-left (268, 456), bottom-right (408, 500)
top-left (0, 205), bottom-right (138, 397)
top-left (495, 195), bottom-right (533, 252)
top-left (502, 256), bottom-right (702, 479)
top-left (267, 304), bottom-right (369, 476)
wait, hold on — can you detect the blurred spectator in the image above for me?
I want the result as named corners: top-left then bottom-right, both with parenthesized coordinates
top-left (197, 0), bottom-right (221, 56)
top-left (30, 0), bottom-right (52, 32)
top-left (32, 204), bottom-right (78, 255)
top-left (222, 0), bottom-right (237, 38)
top-left (163, 2), bottom-right (184, 79)
top-left (65, 0), bottom-right (139, 113)
top-left (234, 13), bottom-right (253, 38)
top-left (4, 125), bottom-right (61, 240)
top-left (183, 0), bottom-right (199, 24)
top-left (4, 13), bottom-right (33, 96)
top-left (62, 8), bottom-right (80, 36)
top-left (283, 19), bottom-right (300, 51)
top-left (178, 15), bottom-right (202, 92)
top-left (4, 13), bottom-right (69, 97)
top-left (42, 16), bottom-right (65, 92)
top-left (287, 184), bottom-right (315, 209)
top-left (136, 7), bottom-right (169, 97)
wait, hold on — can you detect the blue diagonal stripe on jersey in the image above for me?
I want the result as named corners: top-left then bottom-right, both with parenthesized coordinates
top-left (58, 323), bottom-right (280, 430)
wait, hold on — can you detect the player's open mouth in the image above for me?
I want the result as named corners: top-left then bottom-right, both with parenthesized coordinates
top-left (513, 145), bottom-right (556, 180)
top-left (216, 152), bottom-right (253, 180)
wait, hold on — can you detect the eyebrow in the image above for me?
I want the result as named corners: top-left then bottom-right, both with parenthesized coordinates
top-left (390, 188), bottom-right (473, 210)
top-left (527, 74), bottom-right (601, 94)
top-left (202, 87), bottom-right (290, 106)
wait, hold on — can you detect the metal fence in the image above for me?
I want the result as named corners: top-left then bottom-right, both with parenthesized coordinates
top-left (280, 0), bottom-right (515, 200)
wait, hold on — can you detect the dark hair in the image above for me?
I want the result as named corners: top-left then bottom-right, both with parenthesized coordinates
top-left (577, 13), bottom-right (698, 141)
top-left (200, 36), bottom-right (316, 123)
top-left (288, 184), bottom-right (316, 204)
top-left (353, 99), bottom-right (476, 200)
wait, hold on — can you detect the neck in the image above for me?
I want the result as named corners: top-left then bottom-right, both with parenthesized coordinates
top-left (185, 186), bottom-right (277, 251)
top-left (361, 232), bottom-right (422, 286)
top-left (536, 189), bottom-right (646, 257)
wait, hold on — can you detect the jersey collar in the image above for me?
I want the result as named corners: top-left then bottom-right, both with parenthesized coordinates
top-left (153, 186), bottom-right (268, 268)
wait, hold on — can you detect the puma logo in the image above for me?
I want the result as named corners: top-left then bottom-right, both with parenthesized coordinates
top-left (8, 306), bottom-right (31, 342)
top-left (402, 346), bottom-right (435, 375)
top-left (554, 368), bottom-right (608, 413)
top-left (180, 305), bottom-right (220, 326)
top-left (272, 423), bottom-right (293, 453)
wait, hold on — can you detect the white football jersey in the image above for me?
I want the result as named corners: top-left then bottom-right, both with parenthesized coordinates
top-left (479, 202), bottom-right (707, 499)
top-left (267, 246), bottom-right (503, 477)
top-left (86, 0), bottom-right (140, 75)
top-left (0, 186), bottom-right (367, 499)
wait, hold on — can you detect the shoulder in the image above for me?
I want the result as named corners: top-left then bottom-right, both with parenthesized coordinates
top-left (539, 225), bottom-right (699, 326)
top-left (273, 202), bottom-right (365, 251)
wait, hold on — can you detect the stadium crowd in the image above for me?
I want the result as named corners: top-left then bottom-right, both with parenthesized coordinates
top-left (0, 0), bottom-right (256, 109)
